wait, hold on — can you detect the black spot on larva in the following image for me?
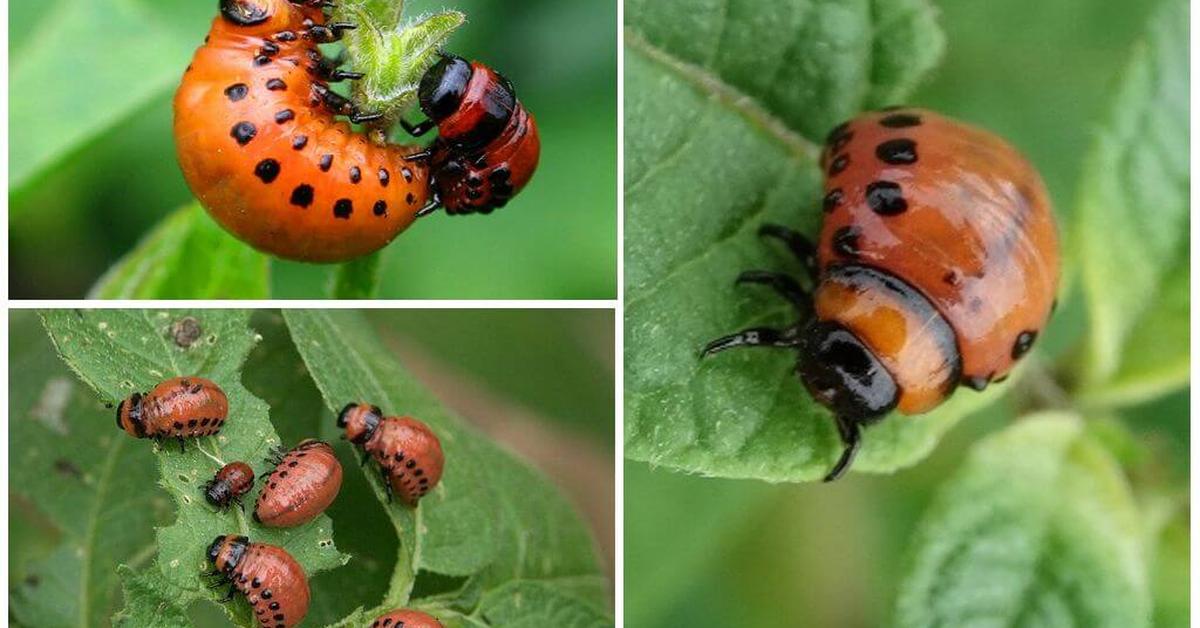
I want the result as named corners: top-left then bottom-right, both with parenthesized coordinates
top-left (225, 83), bottom-right (249, 101)
top-left (373, 200), bottom-right (387, 216)
top-left (828, 154), bottom-right (850, 176)
top-left (876, 138), bottom-right (918, 165)
top-left (254, 159), bottom-right (281, 183)
top-left (275, 31), bottom-right (296, 42)
top-left (254, 55), bottom-right (271, 66)
top-left (269, 602), bottom-right (280, 610)
top-left (349, 166), bottom-right (361, 183)
top-left (406, 460), bottom-right (416, 469)
top-left (290, 184), bottom-right (314, 207)
top-left (334, 199), bottom-right (353, 219)
top-left (378, 168), bottom-right (390, 187)
top-left (262, 589), bottom-right (272, 599)
top-left (188, 419), bottom-right (198, 427)
top-left (1012, 330), bottom-right (1037, 360)
top-left (252, 577), bottom-right (261, 588)
top-left (406, 193), bottom-right (416, 205)
top-left (823, 188), bottom-right (844, 213)
top-left (319, 154), bottom-right (333, 171)
top-left (879, 113), bottom-right (922, 128)
top-left (942, 270), bottom-right (962, 286)
top-left (401, 167), bottom-right (413, 182)
top-left (832, 226), bottom-right (861, 257)
top-left (292, 135), bottom-right (308, 150)
top-left (266, 78), bottom-right (287, 91)
top-left (260, 41), bottom-right (279, 56)
top-left (466, 188), bottom-right (483, 200)
top-left (231, 122), bottom-right (257, 145)
top-left (866, 180), bottom-right (907, 215)
top-left (200, 418), bottom-right (210, 426)
top-left (825, 121), bottom-right (851, 148)
top-left (173, 422), bottom-right (184, 430)
top-left (275, 109), bottom-right (295, 124)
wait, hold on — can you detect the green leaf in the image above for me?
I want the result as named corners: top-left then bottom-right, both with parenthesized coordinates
top-left (8, 312), bottom-right (168, 627)
top-left (89, 204), bottom-right (270, 300)
top-left (894, 414), bottom-right (1150, 628)
top-left (331, 253), bottom-right (383, 299)
top-left (333, 1), bottom-right (466, 124)
top-left (1074, 0), bottom-right (1188, 394)
top-left (10, 0), bottom-right (209, 192)
top-left (624, 0), bottom-right (981, 482)
top-left (112, 566), bottom-right (191, 628)
top-left (40, 310), bottom-right (349, 626)
top-left (282, 311), bottom-right (612, 626)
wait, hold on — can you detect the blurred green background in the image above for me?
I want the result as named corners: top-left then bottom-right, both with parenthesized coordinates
top-left (10, 309), bottom-right (614, 626)
top-left (9, 0), bottom-right (616, 299)
top-left (624, 0), bottom-right (1189, 626)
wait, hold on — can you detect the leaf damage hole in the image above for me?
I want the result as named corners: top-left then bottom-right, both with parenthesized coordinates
top-left (31, 377), bottom-right (73, 435)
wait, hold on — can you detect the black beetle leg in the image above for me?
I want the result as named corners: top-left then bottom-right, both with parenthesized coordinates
top-left (759, 223), bottom-right (819, 282)
top-left (400, 119), bottom-right (436, 137)
top-left (700, 326), bottom-right (802, 358)
top-left (735, 270), bottom-right (813, 312)
top-left (823, 416), bottom-right (862, 483)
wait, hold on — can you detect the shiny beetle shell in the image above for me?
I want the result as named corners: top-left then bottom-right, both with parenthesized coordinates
top-left (703, 108), bottom-right (1059, 482)
top-left (205, 461), bottom-right (255, 510)
top-left (413, 55), bottom-right (541, 215)
top-left (337, 403), bottom-right (445, 505)
top-left (116, 376), bottom-right (228, 442)
top-left (816, 109), bottom-right (1059, 403)
top-left (174, 0), bottom-right (432, 262)
top-left (206, 534), bottom-right (310, 628)
top-left (254, 439), bottom-right (343, 527)
top-left (371, 609), bottom-right (445, 628)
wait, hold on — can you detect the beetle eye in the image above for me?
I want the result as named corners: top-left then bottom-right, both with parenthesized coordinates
top-left (418, 55), bottom-right (473, 121)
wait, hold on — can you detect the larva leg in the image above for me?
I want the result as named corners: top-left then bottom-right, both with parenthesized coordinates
top-left (400, 119), bottom-right (436, 138)
top-left (823, 416), bottom-right (862, 483)
top-left (699, 326), bottom-right (802, 358)
top-left (735, 270), bottom-right (812, 311)
top-left (758, 224), bottom-right (819, 282)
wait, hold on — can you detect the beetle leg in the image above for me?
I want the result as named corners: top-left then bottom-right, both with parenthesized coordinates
top-left (404, 149), bottom-right (433, 163)
top-left (378, 467), bottom-right (394, 503)
top-left (415, 200), bottom-right (442, 218)
top-left (758, 224), bottom-right (819, 282)
top-left (823, 416), bottom-right (862, 483)
top-left (735, 270), bottom-right (812, 312)
top-left (700, 326), bottom-right (802, 358)
top-left (220, 585), bottom-right (237, 602)
top-left (177, 437), bottom-right (187, 453)
top-left (400, 119), bottom-right (436, 138)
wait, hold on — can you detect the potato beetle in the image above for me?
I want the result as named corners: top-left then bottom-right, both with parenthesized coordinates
top-left (204, 461), bottom-right (255, 511)
top-left (175, 0), bottom-right (432, 262)
top-left (402, 53), bottom-right (541, 216)
top-left (703, 108), bottom-right (1060, 482)
top-left (337, 403), bottom-right (445, 505)
top-left (254, 439), bottom-right (343, 527)
top-left (116, 376), bottom-right (229, 451)
top-left (372, 609), bottom-right (444, 628)
top-left (205, 534), bottom-right (310, 628)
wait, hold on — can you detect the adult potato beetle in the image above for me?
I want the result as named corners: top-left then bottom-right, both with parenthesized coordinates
top-left (116, 376), bottom-right (229, 451)
top-left (254, 439), bottom-right (343, 527)
top-left (205, 534), bottom-right (310, 628)
top-left (371, 609), bottom-right (445, 628)
top-left (703, 108), bottom-right (1059, 482)
top-left (402, 53), bottom-right (541, 216)
top-left (204, 461), bottom-right (255, 512)
top-left (337, 403), bottom-right (445, 505)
